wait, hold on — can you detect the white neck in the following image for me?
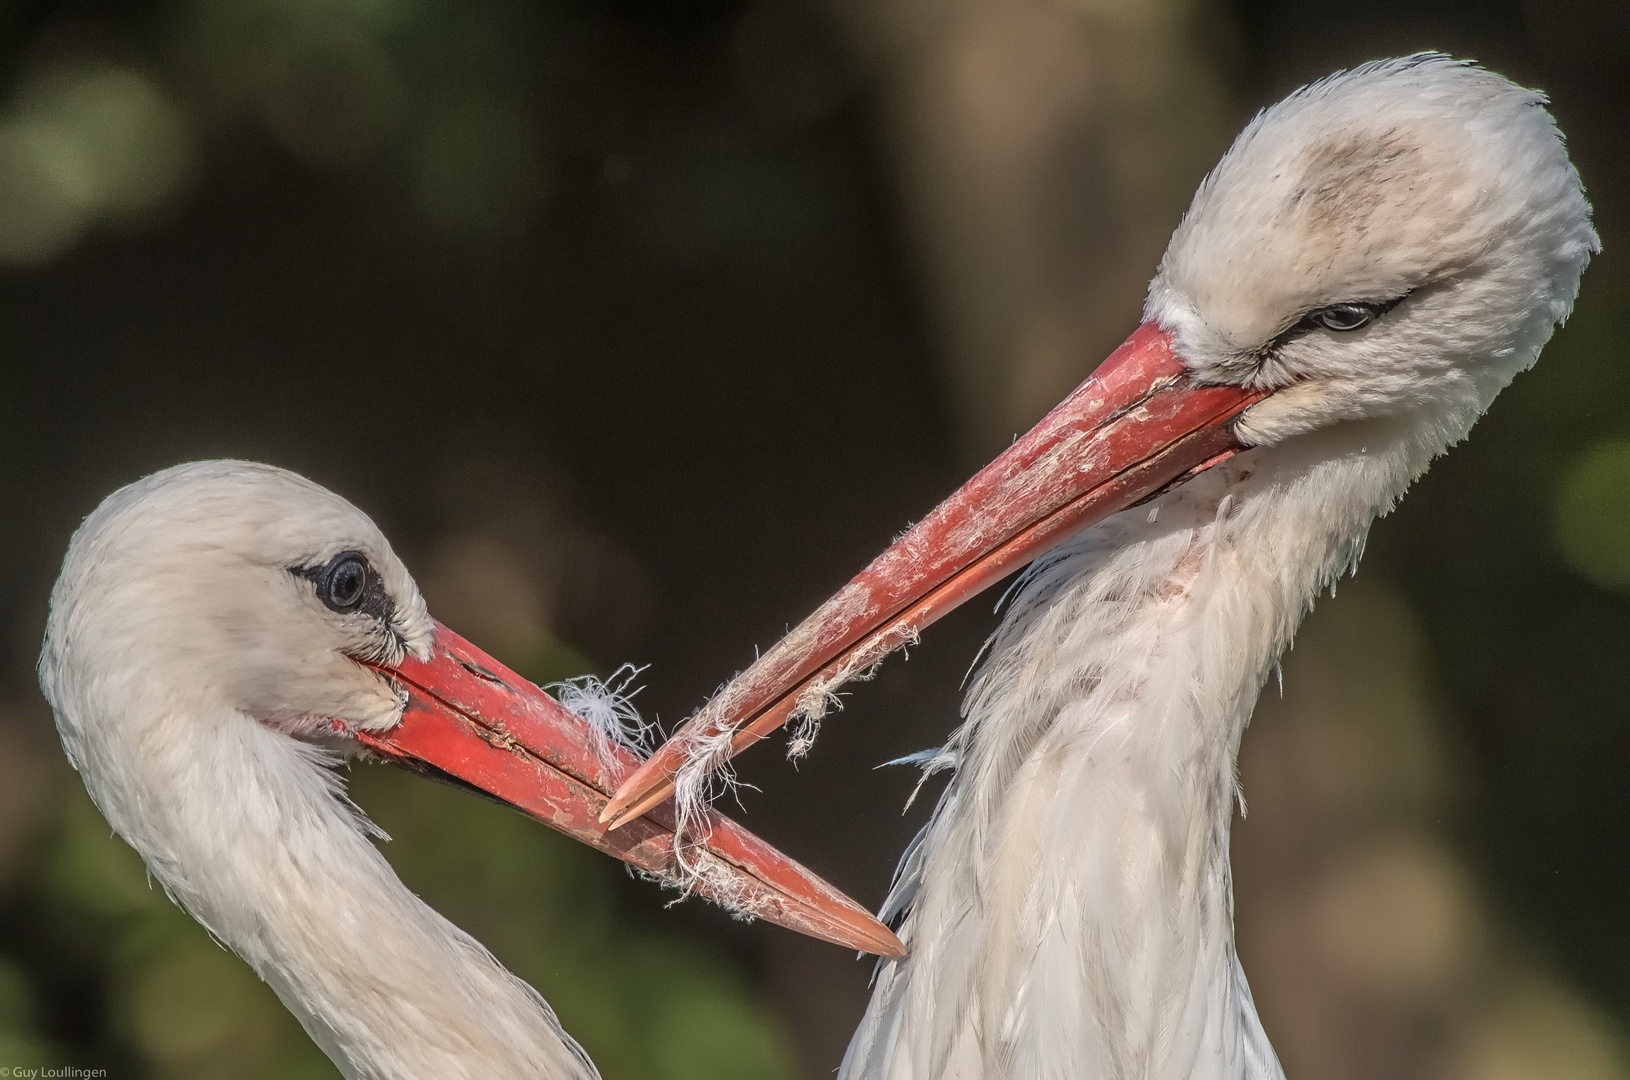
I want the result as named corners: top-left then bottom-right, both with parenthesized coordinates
top-left (843, 414), bottom-right (1439, 1080)
top-left (62, 698), bottom-right (597, 1080)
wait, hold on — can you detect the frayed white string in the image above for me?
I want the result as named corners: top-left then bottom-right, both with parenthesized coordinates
top-left (668, 722), bottom-right (755, 888)
top-left (783, 627), bottom-right (918, 762)
top-left (547, 664), bottom-right (653, 774)
top-left (632, 849), bottom-right (760, 923)
top-left (550, 667), bottom-right (761, 919)
top-left (667, 621), bottom-right (921, 891)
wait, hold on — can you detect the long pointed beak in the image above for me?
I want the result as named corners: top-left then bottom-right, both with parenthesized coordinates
top-left (602, 322), bottom-right (1264, 827)
top-left (357, 620), bottom-right (905, 958)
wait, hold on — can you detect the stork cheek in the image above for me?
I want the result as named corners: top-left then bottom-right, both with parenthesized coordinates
top-left (289, 670), bottom-right (405, 737)
top-left (239, 647), bottom-right (407, 738)
top-left (255, 682), bottom-right (404, 740)
top-left (348, 670), bottom-right (409, 732)
top-left (1231, 379), bottom-right (1372, 446)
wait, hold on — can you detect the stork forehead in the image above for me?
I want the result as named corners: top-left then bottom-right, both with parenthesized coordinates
top-left (1287, 125), bottom-right (1434, 237)
top-left (72, 462), bottom-right (396, 585)
top-left (1178, 119), bottom-right (1482, 343)
top-left (1151, 56), bottom-right (1574, 352)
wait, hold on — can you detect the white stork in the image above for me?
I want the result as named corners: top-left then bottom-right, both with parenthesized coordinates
top-left (602, 56), bottom-right (1598, 1078)
top-left (38, 460), bottom-right (901, 1080)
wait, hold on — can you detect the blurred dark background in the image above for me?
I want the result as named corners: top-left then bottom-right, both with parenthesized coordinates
top-left (0, 0), bottom-right (1625, 1076)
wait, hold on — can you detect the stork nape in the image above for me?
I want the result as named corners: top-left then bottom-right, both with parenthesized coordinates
top-left (603, 56), bottom-right (1598, 1079)
top-left (38, 460), bottom-right (903, 1080)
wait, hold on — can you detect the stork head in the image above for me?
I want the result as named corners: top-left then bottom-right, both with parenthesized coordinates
top-left (1149, 53), bottom-right (1597, 446)
top-left (602, 55), bottom-right (1599, 828)
top-left (40, 460), bottom-right (904, 956)
top-left (42, 461), bottom-right (434, 751)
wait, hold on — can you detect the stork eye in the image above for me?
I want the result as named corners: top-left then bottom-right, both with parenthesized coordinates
top-left (289, 550), bottom-right (395, 624)
top-left (1311, 302), bottom-right (1383, 332)
top-left (321, 553), bottom-right (370, 612)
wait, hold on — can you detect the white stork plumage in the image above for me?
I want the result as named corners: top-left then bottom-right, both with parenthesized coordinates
top-left (604, 56), bottom-right (1598, 1079)
top-left (37, 461), bottom-right (899, 1079)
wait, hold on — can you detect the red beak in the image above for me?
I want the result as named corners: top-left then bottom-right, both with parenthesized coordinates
top-left (358, 620), bottom-right (905, 958)
top-left (601, 322), bottom-right (1265, 827)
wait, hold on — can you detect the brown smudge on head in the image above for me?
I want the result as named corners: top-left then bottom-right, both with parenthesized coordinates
top-left (1284, 127), bottom-right (1429, 246)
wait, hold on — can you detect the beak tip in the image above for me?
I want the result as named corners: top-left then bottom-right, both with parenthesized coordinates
top-left (877, 932), bottom-right (908, 959)
top-left (606, 784), bottom-right (672, 831)
top-left (803, 911), bottom-right (905, 958)
top-left (600, 752), bottom-right (675, 829)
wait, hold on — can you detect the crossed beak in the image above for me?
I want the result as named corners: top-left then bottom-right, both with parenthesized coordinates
top-left (600, 322), bottom-right (1266, 828)
top-left (358, 621), bottom-right (906, 958)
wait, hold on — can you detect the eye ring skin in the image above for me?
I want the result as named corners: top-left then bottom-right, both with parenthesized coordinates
top-left (290, 551), bottom-right (395, 624)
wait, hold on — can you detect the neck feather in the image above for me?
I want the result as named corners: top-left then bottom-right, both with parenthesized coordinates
top-left (68, 704), bottom-right (596, 1080)
top-left (844, 415), bottom-right (1437, 1080)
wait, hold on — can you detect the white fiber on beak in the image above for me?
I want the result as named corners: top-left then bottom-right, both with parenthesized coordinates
top-left (668, 719), bottom-right (751, 890)
top-left (547, 664), bottom-right (654, 774)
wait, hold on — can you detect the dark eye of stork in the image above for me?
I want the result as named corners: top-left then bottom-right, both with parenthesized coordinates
top-left (1312, 303), bottom-right (1378, 332)
top-left (1302, 293), bottom-right (1412, 336)
top-left (324, 554), bottom-right (369, 611)
top-left (292, 551), bottom-right (393, 621)
top-left (1250, 293), bottom-right (1407, 370)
